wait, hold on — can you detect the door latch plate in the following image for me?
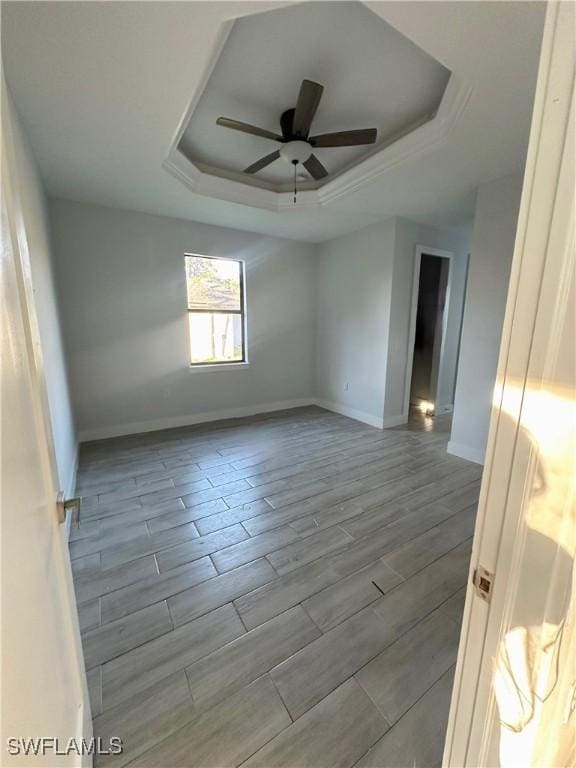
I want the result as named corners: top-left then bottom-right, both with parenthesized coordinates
top-left (473, 565), bottom-right (494, 602)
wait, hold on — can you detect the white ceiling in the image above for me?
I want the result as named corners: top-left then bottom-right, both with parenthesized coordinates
top-left (1, 1), bottom-right (545, 242)
top-left (179, 1), bottom-right (449, 189)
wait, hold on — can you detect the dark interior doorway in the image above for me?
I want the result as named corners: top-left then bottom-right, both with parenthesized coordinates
top-left (410, 254), bottom-right (450, 411)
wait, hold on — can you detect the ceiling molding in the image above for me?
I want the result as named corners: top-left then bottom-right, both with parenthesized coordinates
top-left (164, 71), bottom-right (470, 212)
top-left (4, 0), bottom-right (542, 239)
top-left (163, 8), bottom-right (471, 213)
top-left (315, 76), bottom-right (472, 206)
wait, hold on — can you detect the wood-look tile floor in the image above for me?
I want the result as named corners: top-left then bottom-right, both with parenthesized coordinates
top-left (71, 406), bottom-right (481, 768)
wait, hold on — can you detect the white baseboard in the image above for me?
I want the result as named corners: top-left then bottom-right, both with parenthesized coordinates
top-left (314, 398), bottom-right (383, 429)
top-left (435, 403), bottom-right (454, 415)
top-left (78, 398), bottom-right (316, 442)
top-left (383, 414), bottom-right (408, 428)
top-left (447, 440), bottom-right (485, 465)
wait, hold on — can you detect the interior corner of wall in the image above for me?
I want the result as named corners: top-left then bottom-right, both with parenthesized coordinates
top-left (315, 398), bottom-right (384, 429)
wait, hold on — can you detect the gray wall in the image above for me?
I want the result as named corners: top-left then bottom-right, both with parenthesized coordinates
top-left (49, 199), bottom-right (317, 440)
top-left (449, 173), bottom-right (523, 464)
top-left (315, 219), bottom-right (396, 427)
top-left (3, 84), bottom-right (77, 493)
top-left (384, 218), bottom-right (470, 423)
top-left (436, 250), bottom-right (469, 410)
top-left (315, 217), bottom-right (470, 428)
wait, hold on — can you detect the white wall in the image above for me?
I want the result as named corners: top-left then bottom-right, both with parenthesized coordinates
top-left (314, 217), bottom-right (470, 428)
top-left (449, 174), bottom-right (523, 464)
top-left (2, 84), bottom-right (78, 493)
top-left (315, 219), bottom-right (396, 428)
top-left (384, 218), bottom-right (470, 423)
top-left (49, 199), bottom-right (317, 440)
top-left (436, 251), bottom-right (469, 409)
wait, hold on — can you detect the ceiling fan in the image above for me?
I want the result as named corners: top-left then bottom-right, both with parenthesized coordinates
top-left (215, 79), bottom-right (378, 182)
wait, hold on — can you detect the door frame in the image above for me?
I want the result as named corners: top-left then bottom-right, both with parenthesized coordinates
top-left (403, 245), bottom-right (454, 417)
top-left (2, 79), bottom-right (92, 762)
top-left (443, 2), bottom-right (574, 763)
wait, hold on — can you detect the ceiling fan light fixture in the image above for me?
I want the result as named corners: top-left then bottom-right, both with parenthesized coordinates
top-left (279, 140), bottom-right (312, 166)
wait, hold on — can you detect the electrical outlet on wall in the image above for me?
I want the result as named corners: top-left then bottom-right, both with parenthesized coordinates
top-left (344, 382), bottom-right (349, 391)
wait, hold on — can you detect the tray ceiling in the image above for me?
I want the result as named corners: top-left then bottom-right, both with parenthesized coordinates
top-left (1, 1), bottom-right (546, 241)
top-left (177, 2), bottom-right (450, 192)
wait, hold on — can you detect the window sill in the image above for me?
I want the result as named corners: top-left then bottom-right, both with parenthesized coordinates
top-left (188, 362), bottom-right (250, 373)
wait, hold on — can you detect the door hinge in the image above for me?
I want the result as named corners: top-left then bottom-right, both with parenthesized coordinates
top-left (56, 491), bottom-right (82, 527)
top-left (473, 565), bottom-right (494, 602)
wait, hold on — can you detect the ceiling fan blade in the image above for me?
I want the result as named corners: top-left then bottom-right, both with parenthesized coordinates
top-left (216, 117), bottom-right (282, 142)
top-left (303, 154), bottom-right (328, 180)
top-left (244, 150), bottom-right (281, 174)
top-left (292, 80), bottom-right (324, 137)
top-left (310, 128), bottom-right (377, 147)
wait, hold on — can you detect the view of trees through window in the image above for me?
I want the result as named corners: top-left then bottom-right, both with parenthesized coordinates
top-left (185, 255), bottom-right (245, 364)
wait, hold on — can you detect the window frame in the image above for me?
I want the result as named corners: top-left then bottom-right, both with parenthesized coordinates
top-left (184, 253), bottom-right (247, 368)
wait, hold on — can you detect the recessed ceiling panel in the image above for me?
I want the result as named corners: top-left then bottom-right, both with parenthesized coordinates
top-left (178, 1), bottom-right (450, 191)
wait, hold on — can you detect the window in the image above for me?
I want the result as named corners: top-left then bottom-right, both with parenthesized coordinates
top-left (185, 254), bottom-right (246, 366)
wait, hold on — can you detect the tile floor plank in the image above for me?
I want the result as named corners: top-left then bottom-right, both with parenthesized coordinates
top-left (100, 522), bottom-right (203, 571)
top-left (355, 609), bottom-right (460, 725)
top-left (355, 667), bottom-right (455, 768)
top-left (180, 478), bottom-right (253, 508)
top-left (168, 558), bottom-right (277, 626)
top-left (86, 667), bottom-right (102, 717)
top-left (302, 561), bottom-right (403, 632)
top-left (100, 557), bottom-right (217, 624)
top-left (269, 604), bottom-right (391, 719)
top-left (289, 500), bottom-right (364, 536)
top-left (82, 601), bottom-right (172, 669)
top-left (185, 605), bottom-right (321, 711)
top-left (145, 498), bottom-right (229, 533)
top-left (328, 502), bottom-right (459, 580)
top-left (242, 678), bottom-right (388, 768)
top-left (211, 525), bottom-right (301, 574)
top-left (371, 542), bottom-right (471, 639)
top-left (155, 524), bottom-right (250, 573)
top-left (381, 505), bottom-right (475, 578)
top-left (69, 521), bottom-right (150, 561)
top-left (74, 555), bottom-right (157, 605)
top-left (78, 598), bottom-right (101, 632)
top-left (234, 558), bottom-right (340, 630)
top-left (242, 481), bottom-right (368, 536)
top-left (97, 477), bottom-right (176, 506)
top-left (98, 498), bottom-right (186, 531)
top-left (195, 499), bottom-right (273, 535)
top-left (439, 586), bottom-right (467, 624)
top-left (266, 525), bottom-right (353, 575)
top-left (70, 407), bottom-right (479, 765)
top-left (101, 603), bottom-right (245, 710)
top-left (127, 676), bottom-right (291, 768)
top-left (94, 671), bottom-right (195, 768)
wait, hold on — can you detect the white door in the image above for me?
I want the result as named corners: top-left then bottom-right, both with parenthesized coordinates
top-left (1, 89), bottom-right (91, 764)
top-left (444, 2), bottom-right (575, 765)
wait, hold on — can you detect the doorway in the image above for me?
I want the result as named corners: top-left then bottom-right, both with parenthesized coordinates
top-left (405, 247), bottom-right (455, 421)
top-left (410, 253), bottom-right (450, 412)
